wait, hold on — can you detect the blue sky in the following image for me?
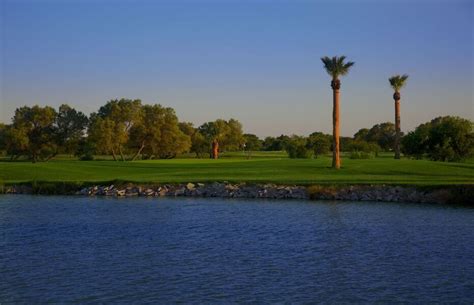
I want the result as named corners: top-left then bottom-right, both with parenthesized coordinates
top-left (1, 0), bottom-right (472, 137)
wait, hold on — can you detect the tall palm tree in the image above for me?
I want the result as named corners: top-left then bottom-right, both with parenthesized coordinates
top-left (388, 74), bottom-right (408, 159)
top-left (321, 56), bottom-right (355, 169)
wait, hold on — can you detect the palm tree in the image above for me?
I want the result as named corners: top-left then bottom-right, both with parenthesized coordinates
top-left (388, 74), bottom-right (408, 159)
top-left (321, 56), bottom-right (355, 169)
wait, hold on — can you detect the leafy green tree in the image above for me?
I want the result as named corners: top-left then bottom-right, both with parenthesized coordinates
top-left (127, 105), bottom-right (157, 160)
top-left (242, 133), bottom-right (262, 158)
top-left (148, 107), bottom-right (191, 159)
top-left (197, 121), bottom-right (221, 158)
top-left (88, 101), bottom-right (192, 160)
top-left (198, 119), bottom-right (244, 158)
top-left (6, 105), bottom-right (58, 162)
top-left (366, 122), bottom-right (397, 151)
top-left (401, 122), bottom-right (431, 159)
top-left (56, 104), bottom-right (88, 155)
top-left (339, 137), bottom-right (354, 152)
top-left (87, 116), bottom-right (116, 159)
top-left (178, 122), bottom-right (196, 138)
top-left (93, 98), bottom-right (142, 161)
top-left (0, 123), bottom-right (6, 155)
top-left (354, 123), bottom-right (397, 151)
top-left (321, 55), bottom-right (355, 169)
top-left (427, 116), bottom-right (473, 161)
top-left (353, 128), bottom-right (369, 141)
top-left (402, 116), bottom-right (473, 161)
top-left (178, 122), bottom-right (210, 158)
top-left (190, 131), bottom-right (209, 158)
top-left (243, 134), bottom-right (262, 151)
top-left (262, 135), bottom-right (290, 151)
top-left (262, 137), bottom-right (276, 151)
top-left (225, 119), bottom-right (244, 151)
top-left (128, 105), bottom-right (191, 160)
top-left (4, 125), bottom-right (29, 160)
top-left (307, 132), bottom-right (331, 158)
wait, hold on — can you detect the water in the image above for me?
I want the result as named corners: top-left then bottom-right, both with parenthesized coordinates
top-left (1, 196), bottom-right (473, 303)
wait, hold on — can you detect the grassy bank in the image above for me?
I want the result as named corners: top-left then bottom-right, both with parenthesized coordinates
top-left (1, 152), bottom-right (473, 186)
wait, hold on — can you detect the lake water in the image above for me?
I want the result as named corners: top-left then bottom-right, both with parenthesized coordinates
top-left (1, 196), bottom-right (473, 303)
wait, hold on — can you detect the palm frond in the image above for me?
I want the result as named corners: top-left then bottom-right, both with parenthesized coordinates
top-left (321, 55), bottom-right (354, 79)
top-left (389, 74), bottom-right (409, 91)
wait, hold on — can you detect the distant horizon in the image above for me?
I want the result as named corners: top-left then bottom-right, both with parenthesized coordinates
top-left (1, 0), bottom-right (473, 138)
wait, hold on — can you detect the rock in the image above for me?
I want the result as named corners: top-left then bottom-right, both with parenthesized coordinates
top-left (48, 181), bottom-right (465, 204)
top-left (144, 188), bottom-right (155, 196)
top-left (225, 184), bottom-right (238, 191)
top-left (79, 187), bottom-right (89, 195)
top-left (174, 187), bottom-right (185, 196)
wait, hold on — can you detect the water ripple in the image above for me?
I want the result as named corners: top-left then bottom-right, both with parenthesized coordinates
top-left (1, 196), bottom-right (473, 303)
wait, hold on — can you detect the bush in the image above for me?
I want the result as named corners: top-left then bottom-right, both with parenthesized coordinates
top-left (287, 145), bottom-right (312, 159)
top-left (307, 132), bottom-right (331, 158)
top-left (285, 135), bottom-right (312, 159)
top-left (346, 140), bottom-right (381, 156)
top-left (401, 127), bottom-right (428, 159)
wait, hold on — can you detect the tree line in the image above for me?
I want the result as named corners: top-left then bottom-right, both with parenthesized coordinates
top-left (256, 117), bottom-right (473, 161)
top-left (0, 99), bottom-right (245, 162)
top-left (0, 99), bottom-right (471, 162)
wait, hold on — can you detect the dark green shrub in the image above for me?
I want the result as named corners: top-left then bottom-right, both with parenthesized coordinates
top-left (346, 140), bottom-right (381, 157)
top-left (285, 136), bottom-right (312, 159)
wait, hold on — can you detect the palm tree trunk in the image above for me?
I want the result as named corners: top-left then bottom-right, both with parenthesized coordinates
top-left (332, 83), bottom-right (341, 169)
top-left (212, 140), bottom-right (219, 159)
top-left (394, 97), bottom-right (401, 159)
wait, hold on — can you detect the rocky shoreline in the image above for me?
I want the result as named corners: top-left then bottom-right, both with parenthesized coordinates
top-left (2, 182), bottom-right (473, 204)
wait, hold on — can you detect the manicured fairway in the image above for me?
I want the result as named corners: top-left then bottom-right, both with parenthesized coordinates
top-left (1, 154), bottom-right (473, 186)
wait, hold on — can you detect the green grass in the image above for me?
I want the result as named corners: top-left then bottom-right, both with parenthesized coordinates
top-left (1, 152), bottom-right (473, 186)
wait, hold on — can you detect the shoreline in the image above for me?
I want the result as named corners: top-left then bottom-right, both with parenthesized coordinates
top-left (2, 182), bottom-right (473, 205)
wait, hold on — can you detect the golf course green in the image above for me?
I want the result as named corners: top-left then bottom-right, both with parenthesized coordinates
top-left (1, 152), bottom-right (473, 186)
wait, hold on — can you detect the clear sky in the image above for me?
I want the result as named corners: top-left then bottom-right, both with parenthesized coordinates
top-left (1, 0), bottom-right (473, 137)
